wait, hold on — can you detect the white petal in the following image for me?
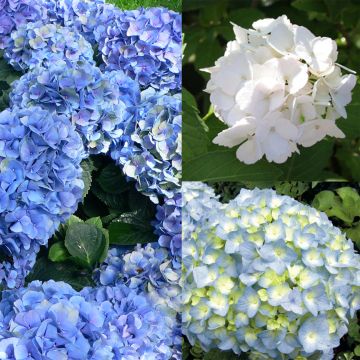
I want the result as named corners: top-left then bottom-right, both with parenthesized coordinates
top-left (262, 132), bottom-right (294, 163)
top-left (279, 57), bottom-right (308, 94)
top-left (330, 74), bottom-right (357, 119)
top-left (236, 137), bottom-right (264, 164)
top-left (294, 25), bottom-right (315, 63)
top-left (226, 105), bottom-right (246, 126)
top-left (210, 89), bottom-right (234, 111)
top-left (232, 23), bottom-right (248, 44)
top-left (268, 23), bottom-right (295, 55)
top-left (274, 117), bottom-right (299, 140)
top-left (213, 118), bottom-right (256, 148)
top-left (313, 79), bottom-right (331, 106)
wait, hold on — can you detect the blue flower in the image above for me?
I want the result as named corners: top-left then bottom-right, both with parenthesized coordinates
top-left (110, 89), bottom-right (181, 203)
top-left (0, 106), bottom-right (84, 288)
top-left (10, 60), bottom-right (140, 155)
top-left (4, 21), bottom-right (95, 71)
top-left (94, 6), bottom-right (182, 91)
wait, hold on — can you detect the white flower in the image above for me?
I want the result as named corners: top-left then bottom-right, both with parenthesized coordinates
top-left (204, 15), bottom-right (357, 164)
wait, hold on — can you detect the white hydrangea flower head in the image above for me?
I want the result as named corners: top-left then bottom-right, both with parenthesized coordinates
top-left (182, 184), bottom-right (360, 359)
top-left (204, 15), bottom-right (357, 164)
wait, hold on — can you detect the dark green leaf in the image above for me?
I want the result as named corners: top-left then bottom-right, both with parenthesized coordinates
top-left (229, 8), bottom-right (265, 28)
top-left (81, 158), bottom-right (95, 201)
top-left (183, 150), bottom-right (283, 182)
top-left (292, 0), bottom-right (327, 13)
top-left (109, 209), bottom-right (157, 245)
top-left (26, 257), bottom-right (94, 291)
top-left (97, 163), bottom-right (130, 194)
top-left (65, 223), bottom-right (107, 267)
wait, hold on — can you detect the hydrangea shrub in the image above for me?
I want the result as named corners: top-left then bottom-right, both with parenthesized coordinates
top-left (182, 184), bottom-right (360, 359)
top-left (205, 15), bottom-right (357, 164)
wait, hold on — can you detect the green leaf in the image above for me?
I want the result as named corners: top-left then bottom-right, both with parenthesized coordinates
top-left (109, 209), bottom-right (157, 245)
top-left (81, 158), bottom-right (95, 201)
top-left (183, 89), bottom-right (209, 162)
top-left (345, 222), bottom-right (360, 248)
top-left (229, 8), bottom-right (265, 28)
top-left (65, 223), bottom-right (107, 267)
top-left (183, 150), bottom-right (282, 182)
top-left (354, 345), bottom-right (360, 357)
top-left (97, 163), bottom-right (130, 194)
top-left (85, 216), bottom-right (102, 229)
top-left (48, 242), bottom-right (71, 263)
top-left (52, 215), bottom-right (83, 243)
top-left (203, 349), bottom-right (242, 360)
top-left (292, 0), bottom-right (327, 13)
top-left (26, 257), bottom-right (94, 291)
top-left (277, 140), bottom-right (333, 180)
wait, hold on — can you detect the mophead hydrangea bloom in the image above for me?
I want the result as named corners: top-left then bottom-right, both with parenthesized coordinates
top-left (41, 0), bottom-right (105, 45)
top-left (84, 283), bottom-right (176, 360)
top-left (4, 21), bottom-right (94, 72)
top-left (0, 106), bottom-right (84, 288)
top-left (0, 0), bottom-right (45, 49)
top-left (110, 89), bottom-right (181, 203)
top-left (94, 6), bottom-right (182, 91)
top-left (0, 280), bottom-right (107, 359)
top-left (0, 280), bottom-right (176, 359)
top-left (94, 245), bottom-right (182, 358)
top-left (10, 60), bottom-right (140, 155)
top-left (153, 190), bottom-right (182, 259)
top-left (183, 185), bottom-right (360, 359)
top-left (205, 15), bottom-right (357, 164)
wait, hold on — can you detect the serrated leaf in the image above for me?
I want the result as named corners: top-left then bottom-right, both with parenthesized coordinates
top-left (109, 209), bottom-right (157, 245)
top-left (81, 158), bottom-right (95, 201)
top-left (97, 163), bottom-right (130, 194)
top-left (48, 242), bottom-right (71, 263)
top-left (91, 182), bottom-right (127, 211)
top-left (65, 223), bottom-right (106, 267)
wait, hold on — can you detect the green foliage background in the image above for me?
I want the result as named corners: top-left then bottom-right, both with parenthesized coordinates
top-left (107, 0), bottom-right (181, 11)
top-left (183, 0), bottom-right (360, 182)
top-left (183, 181), bottom-right (360, 360)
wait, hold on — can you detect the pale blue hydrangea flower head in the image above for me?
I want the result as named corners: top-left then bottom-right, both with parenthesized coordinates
top-left (153, 190), bottom-right (181, 259)
top-left (4, 21), bottom-right (94, 72)
top-left (110, 89), bottom-right (181, 203)
top-left (0, 106), bottom-right (85, 288)
top-left (0, 0), bottom-right (45, 49)
top-left (182, 184), bottom-right (360, 359)
top-left (94, 6), bottom-right (182, 91)
top-left (10, 60), bottom-right (140, 155)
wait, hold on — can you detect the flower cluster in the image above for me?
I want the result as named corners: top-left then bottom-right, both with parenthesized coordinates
top-left (0, 0), bottom-right (44, 49)
top-left (4, 21), bottom-right (94, 72)
top-left (94, 244), bottom-right (182, 358)
top-left (153, 190), bottom-right (182, 259)
top-left (183, 185), bottom-right (360, 359)
top-left (10, 60), bottom-right (140, 155)
top-left (205, 15), bottom-right (357, 164)
top-left (0, 279), bottom-right (175, 359)
top-left (42, 0), bottom-right (105, 45)
top-left (110, 89), bottom-right (181, 203)
top-left (0, 106), bottom-right (85, 288)
top-left (94, 6), bottom-right (182, 91)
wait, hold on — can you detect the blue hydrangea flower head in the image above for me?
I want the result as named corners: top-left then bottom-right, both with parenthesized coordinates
top-left (0, 106), bottom-right (85, 288)
top-left (4, 21), bottom-right (94, 71)
top-left (42, 0), bottom-right (105, 45)
top-left (94, 6), bottom-right (182, 91)
top-left (110, 89), bottom-right (181, 203)
top-left (0, 0), bottom-right (45, 49)
top-left (10, 61), bottom-right (140, 155)
top-left (94, 244), bottom-right (181, 356)
top-left (182, 184), bottom-right (360, 359)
